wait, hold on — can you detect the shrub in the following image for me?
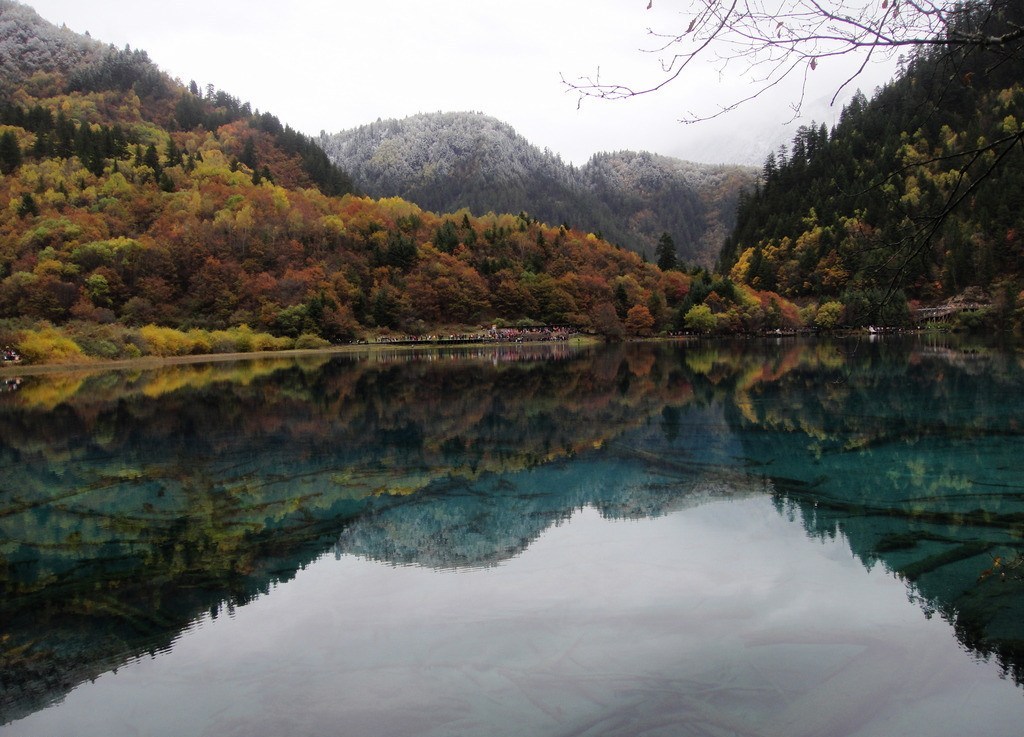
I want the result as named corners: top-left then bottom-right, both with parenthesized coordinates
top-left (64, 321), bottom-right (135, 359)
top-left (956, 308), bottom-right (995, 333)
top-left (814, 301), bottom-right (844, 330)
top-left (683, 304), bottom-right (717, 334)
top-left (295, 333), bottom-right (331, 349)
top-left (17, 327), bottom-right (86, 364)
top-left (217, 325), bottom-right (292, 353)
top-left (230, 325), bottom-right (254, 352)
top-left (207, 330), bottom-right (239, 353)
top-left (137, 325), bottom-right (193, 356)
top-left (185, 329), bottom-right (213, 355)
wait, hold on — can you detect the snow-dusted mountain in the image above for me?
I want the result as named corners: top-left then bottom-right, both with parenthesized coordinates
top-left (320, 112), bottom-right (755, 267)
top-left (0, 0), bottom-right (100, 85)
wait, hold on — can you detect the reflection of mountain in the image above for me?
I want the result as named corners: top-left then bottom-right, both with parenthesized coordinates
top-left (337, 419), bottom-right (759, 570)
top-left (0, 343), bottom-right (700, 723)
top-left (4, 337), bottom-right (1024, 723)
top-left (334, 335), bottom-right (1024, 693)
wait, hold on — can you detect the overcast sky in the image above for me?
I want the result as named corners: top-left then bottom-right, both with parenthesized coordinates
top-left (27, 0), bottom-right (899, 166)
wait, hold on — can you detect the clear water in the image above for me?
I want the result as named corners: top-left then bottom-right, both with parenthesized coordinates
top-left (2, 337), bottom-right (1024, 736)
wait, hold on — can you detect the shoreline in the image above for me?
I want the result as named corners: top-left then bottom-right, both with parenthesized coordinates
top-left (0, 336), bottom-right (602, 377)
top-left (2, 329), bottom-right (995, 378)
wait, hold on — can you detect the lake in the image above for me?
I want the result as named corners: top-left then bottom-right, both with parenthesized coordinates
top-left (2, 337), bottom-right (1024, 736)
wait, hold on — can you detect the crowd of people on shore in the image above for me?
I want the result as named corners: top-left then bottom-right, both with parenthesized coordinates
top-left (368, 342), bottom-right (579, 365)
top-left (2, 346), bottom-right (21, 364)
top-left (371, 326), bottom-right (576, 345)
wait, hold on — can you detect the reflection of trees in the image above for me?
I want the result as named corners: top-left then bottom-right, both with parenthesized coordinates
top-left (4, 337), bottom-right (1024, 721)
top-left (326, 333), bottom-right (1024, 698)
top-left (0, 343), bottom-right (697, 722)
top-left (704, 337), bottom-right (1024, 685)
top-left (773, 482), bottom-right (1024, 686)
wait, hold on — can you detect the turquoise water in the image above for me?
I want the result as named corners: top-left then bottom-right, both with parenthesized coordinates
top-left (2, 338), bottom-right (1024, 735)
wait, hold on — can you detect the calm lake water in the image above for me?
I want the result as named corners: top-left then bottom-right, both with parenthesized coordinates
top-left (2, 337), bottom-right (1024, 736)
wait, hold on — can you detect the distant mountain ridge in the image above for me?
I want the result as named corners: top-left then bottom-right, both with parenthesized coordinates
top-left (320, 112), bottom-right (755, 267)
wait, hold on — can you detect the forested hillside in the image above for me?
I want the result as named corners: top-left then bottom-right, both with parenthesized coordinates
top-left (0, 1), bottom-right (809, 362)
top-left (718, 1), bottom-right (1024, 329)
top-left (319, 112), bottom-right (754, 267)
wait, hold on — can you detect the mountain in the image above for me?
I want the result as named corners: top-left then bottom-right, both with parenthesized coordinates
top-left (0, 3), bottom-right (352, 197)
top-left (717, 2), bottom-right (1024, 329)
top-left (0, 1), bottom-right (96, 82)
top-left (579, 150), bottom-right (753, 268)
top-left (0, 1), bottom-right (795, 362)
top-left (319, 112), bottom-right (755, 267)
top-left (0, 1), bottom-right (812, 362)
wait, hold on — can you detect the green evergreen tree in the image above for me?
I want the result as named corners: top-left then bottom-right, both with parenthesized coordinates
top-left (240, 138), bottom-right (257, 169)
top-left (0, 130), bottom-right (22, 174)
top-left (54, 111), bottom-right (75, 158)
top-left (656, 232), bottom-right (678, 271)
top-left (143, 143), bottom-right (162, 178)
top-left (87, 146), bottom-right (105, 177)
top-left (158, 169), bottom-right (176, 192)
top-left (614, 282), bottom-right (630, 319)
top-left (17, 192), bottom-right (38, 218)
top-left (165, 137), bottom-right (182, 167)
top-left (433, 220), bottom-right (459, 252)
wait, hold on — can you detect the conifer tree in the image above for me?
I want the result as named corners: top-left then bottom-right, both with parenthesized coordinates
top-left (143, 143), bottom-right (161, 176)
top-left (165, 137), bottom-right (182, 167)
top-left (17, 192), bottom-right (38, 218)
top-left (656, 232), bottom-right (678, 271)
top-left (0, 130), bottom-right (22, 174)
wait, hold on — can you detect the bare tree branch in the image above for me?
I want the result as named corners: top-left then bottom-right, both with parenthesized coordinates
top-left (564, 0), bottom-right (1022, 123)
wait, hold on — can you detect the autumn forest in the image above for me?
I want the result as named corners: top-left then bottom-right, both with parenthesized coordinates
top-left (0, 0), bottom-right (1022, 364)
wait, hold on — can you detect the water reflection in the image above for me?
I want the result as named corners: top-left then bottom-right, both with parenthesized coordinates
top-left (2, 337), bottom-right (1024, 728)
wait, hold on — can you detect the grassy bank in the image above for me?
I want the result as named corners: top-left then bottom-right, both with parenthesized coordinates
top-left (0, 325), bottom-right (600, 376)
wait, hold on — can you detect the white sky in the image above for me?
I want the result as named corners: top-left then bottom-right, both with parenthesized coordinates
top-left (26, 0), bottom-right (899, 166)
